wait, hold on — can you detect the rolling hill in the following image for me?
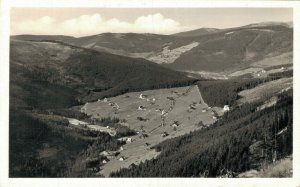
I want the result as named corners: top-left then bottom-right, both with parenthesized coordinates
top-left (167, 24), bottom-right (292, 72)
top-left (10, 39), bottom-right (194, 110)
top-left (12, 22), bottom-right (293, 73)
top-left (172, 27), bottom-right (221, 37)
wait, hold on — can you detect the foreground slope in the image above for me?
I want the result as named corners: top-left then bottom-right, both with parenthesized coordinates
top-left (238, 156), bottom-right (292, 178)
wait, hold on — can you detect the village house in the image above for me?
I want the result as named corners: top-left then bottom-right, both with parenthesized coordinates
top-left (155, 108), bottom-right (162, 112)
top-left (190, 104), bottom-right (197, 110)
top-left (172, 123), bottom-right (178, 127)
top-left (102, 159), bottom-right (108, 164)
top-left (137, 116), bottom-right (148, 121)
top-left (172, 121), bottom-right (180, 127)
top-left (99, 151), bottom-right (109, 157)
top-left (223, 105), bottom-right (230, 112)
top-left (99, 151), bottom-right (119, 159)
top-left (138, 105), bottom-right (146, 110)
top-left (117, 137), bottom-right (133, 143)
top-left (126, 138), bottom-right (133, 143)
top-left (139, 133), bottom-right (148, 139)
top-left (119, 156), bottom-right (126, 161)
top-left (139, 94), bottom-right (147, 99)
top-left (161, 132), bottom-right (169, 137)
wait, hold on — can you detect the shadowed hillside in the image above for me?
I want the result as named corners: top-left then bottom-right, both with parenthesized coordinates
top-left (10, 39), bottom-right (194, 109)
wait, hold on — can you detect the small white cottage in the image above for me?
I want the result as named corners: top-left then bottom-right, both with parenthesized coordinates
top-left (223, 105), bottom-right (230, 112)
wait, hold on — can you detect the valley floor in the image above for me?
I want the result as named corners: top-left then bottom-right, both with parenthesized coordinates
top-left (80, 85), bottom-right (223, 177)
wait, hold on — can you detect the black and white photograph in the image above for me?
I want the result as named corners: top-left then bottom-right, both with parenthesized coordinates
top-left (0, 1), bottom-right (300, 186)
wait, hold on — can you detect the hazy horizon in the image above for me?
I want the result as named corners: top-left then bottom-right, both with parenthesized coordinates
top-left (11, 8), bottom-right (292, 37)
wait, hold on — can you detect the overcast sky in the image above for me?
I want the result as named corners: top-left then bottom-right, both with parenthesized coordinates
top-left (11, 8), bottom-right (292, 37)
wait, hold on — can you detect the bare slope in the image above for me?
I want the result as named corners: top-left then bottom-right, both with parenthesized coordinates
top-left (237, 77), bottom-right (293, 103)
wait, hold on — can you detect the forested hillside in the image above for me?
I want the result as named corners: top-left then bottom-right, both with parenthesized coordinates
top-left (9, 39), bottom-right (195, 177)
top-left (10, 39), bottom-right (195, 110)
top-left (197, 70), bottom-right (293, 107)
top-left (9, 109), bottom-right (131, 177)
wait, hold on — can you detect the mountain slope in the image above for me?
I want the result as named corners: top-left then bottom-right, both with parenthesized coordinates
top-left (166, 24), bottom-right (293, 72)
top-left (12, 22), bottom-right (293, 73)
top-left (173, 28), bottom-right (221, 37)
top-left (10, 39), bottom-right (194, 109)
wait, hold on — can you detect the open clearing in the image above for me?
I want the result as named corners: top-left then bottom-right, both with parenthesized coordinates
top-left (82, 85), bottom-right (223, 177)
top-left (148, 42), bottom-right (199, 64)
top-left (251, 52), bottom-right (292, 68)
top-left (228, 66), bottom-right (292, 79)
top-left (237, 78), bottom-right (292, 103)
top-left (67, 118), bottom-right (116, 135)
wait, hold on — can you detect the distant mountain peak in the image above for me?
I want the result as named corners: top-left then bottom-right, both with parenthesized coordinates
top-left (243, 21), bottom-right (293, 28)
top-left (173, 27), bottom-right (220, 37)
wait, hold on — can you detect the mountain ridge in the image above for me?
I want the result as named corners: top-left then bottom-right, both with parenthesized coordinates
top-left (11, 21), bottom-right (293, 74)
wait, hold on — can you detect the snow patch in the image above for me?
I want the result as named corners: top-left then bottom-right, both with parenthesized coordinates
top-left (225, 31), bottom-right (234, 35)
top-left (248, 29), bottom-right (275, 33)
top-left (83, 42), bottom-right (96, 48)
